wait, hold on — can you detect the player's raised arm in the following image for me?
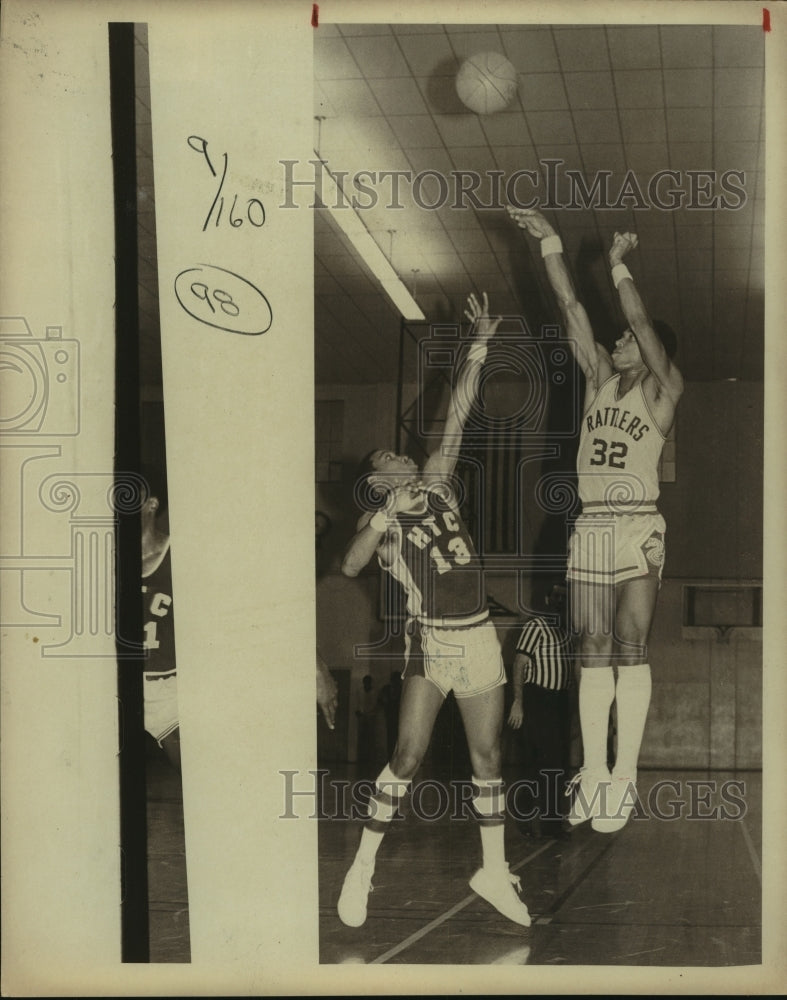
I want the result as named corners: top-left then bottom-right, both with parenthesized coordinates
top-left (507, 207), bottom-right (612, 395)
top-left (422, 292), bottom-right (501, 481)
top-left (341, 486), bottom-right (418, 577)
top-left (609, 232), bottom-right (684, 404)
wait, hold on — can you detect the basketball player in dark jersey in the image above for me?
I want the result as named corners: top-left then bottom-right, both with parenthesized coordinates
top-left (508, 207), bottom-right (684, 833)
top-left (336, 293), bottom-right (531, 929)
top-left (141, 476), bottom-right (180, 771)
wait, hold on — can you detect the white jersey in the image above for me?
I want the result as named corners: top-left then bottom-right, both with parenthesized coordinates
top-left (577, 375), bottom-right (666, 513)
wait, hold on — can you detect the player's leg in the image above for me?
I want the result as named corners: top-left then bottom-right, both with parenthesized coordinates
top-left (337, 674), bottom-right (444, 927)
top-left (567, 579), bottom-right (616, 824)
top-left (160, 728), bottom-right (181, 772)
top-left (457, 685), bottom-right (530, 927)
top-left (592, 574), bottom-right (659, 833)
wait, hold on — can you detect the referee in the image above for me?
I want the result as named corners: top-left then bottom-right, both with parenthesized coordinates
top-left (507, 582), bottom-right (573, 839)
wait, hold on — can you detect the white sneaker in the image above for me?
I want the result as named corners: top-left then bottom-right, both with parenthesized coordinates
top-left (592, 772), bottom-right (638, 833)
top-left (337, 856), bottom-right (375, 927)
top-left (566, 767), bottom-right (611, 826)
top-left (469, 865), bottom-right (531, 927)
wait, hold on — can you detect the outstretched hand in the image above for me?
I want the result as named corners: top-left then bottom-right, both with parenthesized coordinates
top-left (464, 291), bottom-right (501, 341)
top-left (506, 206), bottom-right (556, 240)
top-left (317, 661), bottom-right (338, 730)
top-left (609, 231), bottom-right (638, 266)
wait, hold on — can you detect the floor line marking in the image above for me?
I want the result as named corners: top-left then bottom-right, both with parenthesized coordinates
top-left (739, 817), bottom-right (761, 884)
top-left (369, 841), bottom-right (554, 965)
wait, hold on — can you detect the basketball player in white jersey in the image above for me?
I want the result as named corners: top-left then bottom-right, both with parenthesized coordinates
top-left (508, 207), bottom-right (684, 833)
top-left (336, 293), bottom-right (531, 929)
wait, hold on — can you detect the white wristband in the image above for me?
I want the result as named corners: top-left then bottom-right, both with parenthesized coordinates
top-left (541, 234), bottom-right (563, 257)
top-left (611, 263), bottom-right (633, 288)
top-left (369, 510), bottom-right (388, 533)
top-left (467, 341), bottom-right (488, 365)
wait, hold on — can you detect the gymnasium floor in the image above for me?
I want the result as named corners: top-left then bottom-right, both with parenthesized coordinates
top-left (145, 742), bottom-right (191, 963)
top-left (318, 766), bottom-right (761, 967)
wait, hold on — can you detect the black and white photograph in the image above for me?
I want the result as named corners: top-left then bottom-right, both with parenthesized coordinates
top-left (1, 0), bottom-right (785, 995)
top-left (312, 16), bottom-right (768, 968)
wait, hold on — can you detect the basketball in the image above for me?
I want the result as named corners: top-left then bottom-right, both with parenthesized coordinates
top-left (455, 52), bottom-right (518, 115)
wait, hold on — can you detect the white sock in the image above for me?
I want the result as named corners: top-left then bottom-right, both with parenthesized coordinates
top-left (579, 666), bottom-right (615, 772)
top-left (613, 663), bottom-right (652, 777)
top-left (472, 776), bottom-right (507, 871)
top-left (356, 763), bottom-right (411, 865)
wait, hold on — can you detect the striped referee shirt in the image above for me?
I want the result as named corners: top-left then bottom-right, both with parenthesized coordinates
top-left (514, 615), bottom-right (572, 691)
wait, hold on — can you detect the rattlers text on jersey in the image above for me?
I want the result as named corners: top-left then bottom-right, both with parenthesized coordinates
top-left (382, 486), bottom-right (488, 627)
top-left (577, 375), bottom-right (666, 512)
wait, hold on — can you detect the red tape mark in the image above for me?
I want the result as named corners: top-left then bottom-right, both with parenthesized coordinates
top-left (763, 7), bottom-right (771, 31)
top-left (312, 3), bottom-right (319, 27)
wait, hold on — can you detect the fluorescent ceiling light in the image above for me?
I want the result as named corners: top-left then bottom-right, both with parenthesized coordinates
top-left (316, 158), bottom-right (425, 321)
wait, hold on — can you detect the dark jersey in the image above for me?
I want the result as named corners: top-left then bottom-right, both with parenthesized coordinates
top-left (383, 486), bottom-right (488, 627)
top-left (142, 544), bottom-right (175, 677)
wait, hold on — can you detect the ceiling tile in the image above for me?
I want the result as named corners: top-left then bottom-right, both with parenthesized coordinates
top-left (392, 25), bottom-right (449, 35)
top-left (624, 143), bottom-right (670, 172)
top-left (433, 113), bottom-right (489, 148)
top-left (480, 111), bottom-right (531, 147)
top-left (345, 35), bottom-right (413, 78)
top-left (318, 78), bottom-right (381, 116)
top-left (619, 108), bottom-right (667, 144)
top-left (492, 144), bottom-right (540, 177)
top-left (518, 72), bottom-right (569, 112)
top-left (573, 110), bottom-right (622, 144)
top-left (552, 27), bottom-right (610, 72)
top-left (338, 24), bottom-right (393, 37)
top-left (389, 114), bottom-right (443, 149)
top-left (715, 68), bottom-right (764, 108)
top-left (713, 106), bottom-right (762, 143)
top-left (614, 70), bottom-right (664, 109)
top-left (714, 247), bottom-right (750, 272)
top-left (674, 225), bottom-right (713, 250)
top-left (663, 69), bottom-right (713, 109)
top-left (314, 37), bottom-right (362, 81)
top-left (564, 71), bottom-right (616, 110)
top-left (533, 144), bottom-right (583, 172)
top-left (713, 26), bottom-right (764, 67)
top-left (428, 250), bottom-right (467, 275)
top-left (606, 26), bottom-right (662, 69)
top-left (659, 26), bottom-right (713, 68)
top-left (628, 223), bottom-right (674, 249)
top-left (666, 107), bottom-right (712, 143)
top-left (367, 76), bottom-right (429, 116)
top-left (490, 30), bottom-right (556, 75)
top-left (397, 32), bottom-right (457, 76)
top-left (416, 75), bottom-right (468, 116)
top-left (668, 142), bottom-right (713, 172)
top-left (314, 82), bottom-right (336, 117)
top-left (526, 110), bottom-right (576, 145)
top-left (446, 30), bottom-right (507, 63)
top-left (713, 142), bottom-right (759, 174)
top-left (677, 247), bottom-right (712, 270)
top-left (449, 145), bottom-right (498, 176)
top-left (579, 143), bottom-right (627, 175)
top-left (456, 255), bottom-right (504, 283)
top-left (672, 206), bottom-right (714, 227)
